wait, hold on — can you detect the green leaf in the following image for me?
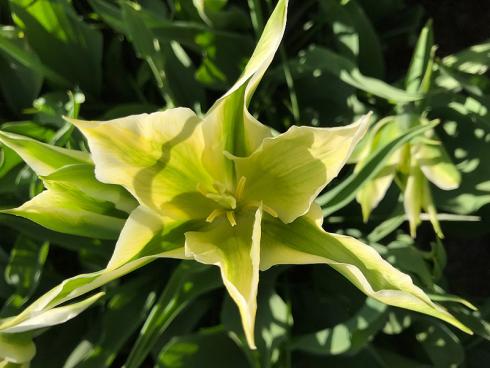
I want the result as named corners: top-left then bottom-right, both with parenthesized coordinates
top-left (431, 109), bottom-right (490, 214)
top-left (377, 235), bottom-right (434, 289)
top-left (155, 327), bottom-right (249, 368)
top-left (280, 46), bottom-right (420, 103)
top-left (67, 276), bottom-right (157, 368)
top-left (291, 297), bottom-right (387, 356)
top-left (0, 28), bottom-right (42, 113)
top-left (367, 203), bottom-right (406, 243)
top-left (443, 39), bottom-right (490, 75)
top-left (88, 0), bottom-right (126, 33)
top-left (221, 268), bottom-right (291, 368)
top-left (405, 20), bottom-right (434, 94)
top-left (90, 0), bottom-right (253, 91)
top-left (319, 0), bottom-right (384, 78)
top-left (1, 121), bottom-right (55, 142)
top-left (10, 0), bottom-right (102, 95)
top-left (414, 320), bottom-right (465, 368)
top-left (0, 214), bottom-right (111, 262)
top-left (317, 121), bottom-right (437, 216)
top-left (1, 236), bottom-right (49, 317)
top-left (0, 26), bottom-right (69, 87)
top-left (124, 262), bottom-right (221, 368)
top-left (121, 1), bottom-right (205, 107)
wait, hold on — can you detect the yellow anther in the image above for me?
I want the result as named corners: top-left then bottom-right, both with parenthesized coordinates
top-left (206, 209), bottom-right (224, 223)
top-left (235, 176), bottom-right (247, 200)
top-left (226, 211), bottom-right (237, 227)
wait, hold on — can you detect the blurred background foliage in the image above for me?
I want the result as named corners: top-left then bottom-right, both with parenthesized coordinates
top-left (0, 0), bottom-right (489, 367)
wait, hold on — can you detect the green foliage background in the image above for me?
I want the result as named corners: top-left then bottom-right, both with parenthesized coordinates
top-left (0, 0), bottom-right (489, 366)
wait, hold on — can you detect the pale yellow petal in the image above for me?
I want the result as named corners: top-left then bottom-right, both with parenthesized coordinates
top-left (68, 109), bottom-right (217, 220)
top-left (232, 114), bottom-right (369, 223)
top-left (260, 215), bottom-right (471, 334)
top-left (185, 208), bottom-right (262, 348)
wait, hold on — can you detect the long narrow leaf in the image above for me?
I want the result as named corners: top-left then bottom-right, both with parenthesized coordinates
top-left (124, 262), bottom-right (221, 368)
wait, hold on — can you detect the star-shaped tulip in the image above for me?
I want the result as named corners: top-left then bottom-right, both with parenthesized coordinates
top-left (355, 115), bottom-right (460, 238)
top-left (0, 0), bottom-right (470, 352)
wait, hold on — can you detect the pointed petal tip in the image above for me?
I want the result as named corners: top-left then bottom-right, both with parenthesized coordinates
top-left (0, 130), bottom-right (20, 146)
top-left (63, 116), bottom-right (94, 131)
top-left (0, 207), bottom-right (17, 215)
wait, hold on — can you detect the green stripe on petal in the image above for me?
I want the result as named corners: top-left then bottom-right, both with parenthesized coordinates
top-left (42, 163), bottom-right (138, 213)
top-left (201, 90), bottom-right (273, 187)
top-left (106, 205), bottom-right (163, 271)
top-left (0, 130), bottom-right (91, 176)
top-left (106, 205), bottom-right (190, 270)
top-left (260, 215), bottom-right (472, 335)
top-left (68, 109), bottom-right (217, 220)
top-left (185, 207), bottom-right (262, 349)
top-left (200, 0), bottom-right (288, 183)
top-left (1, 189), bottom-right (126, 240)
top-left (233, 114), bottom-right (369, 223)
top-left (222, 0), bottom-right (288, 105)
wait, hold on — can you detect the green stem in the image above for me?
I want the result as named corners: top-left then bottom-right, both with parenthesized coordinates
top-left (248, 0), bottom-right (264, 37)
top-left (279, 46), bottom-right (300, 122)
top-left (264, 0), bottom-right (299, 122)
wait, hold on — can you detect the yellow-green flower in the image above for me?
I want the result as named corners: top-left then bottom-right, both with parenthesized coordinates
top-left (355, 115), bottom-right (460, 237)
top-left (0, 0), bottom-right (470, 353)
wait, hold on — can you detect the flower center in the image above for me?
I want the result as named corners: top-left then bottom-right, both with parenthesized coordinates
top-left (199, 176), bottom-right (278, 226)
top-left (199, 176), bottom-right (247, 227)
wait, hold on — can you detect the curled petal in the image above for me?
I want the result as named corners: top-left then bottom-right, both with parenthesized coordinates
top-left (260, 215), bottom-right (471, 334)
top-left (0, 293), bottom-right (104, 334)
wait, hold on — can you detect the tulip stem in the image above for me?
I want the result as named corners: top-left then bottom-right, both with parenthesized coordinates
top-left (248, 0), bottom-right (265, 37)
top-left (265, 0), bottom-right (300, 122)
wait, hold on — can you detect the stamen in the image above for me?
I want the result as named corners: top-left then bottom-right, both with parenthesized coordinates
top-left (206, 209), bottom-right (224, 223)
top-left (263, 204), bottom-right (279, 218)
top-left (235, 176), bottom-right (247, 200)
top-left (226, 211), bottom-right (237, 226)
top-left (245, 201), bottom-right (279, 218)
